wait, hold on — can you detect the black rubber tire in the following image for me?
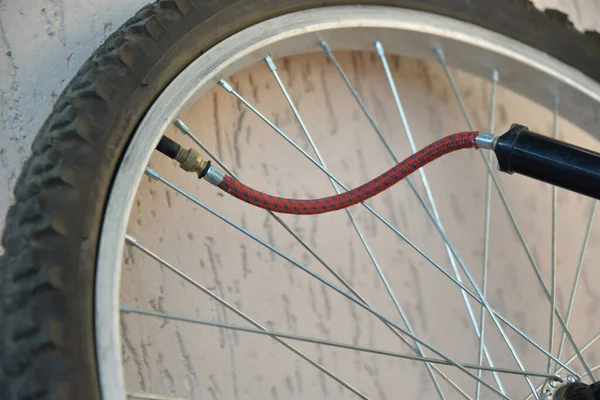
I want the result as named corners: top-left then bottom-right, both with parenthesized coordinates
top-left (1, 1), bottom-right (600, 399)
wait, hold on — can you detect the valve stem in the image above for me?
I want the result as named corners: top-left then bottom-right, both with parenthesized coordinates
top-left (174, 147), bottom-right (211, 178)
top-left (156, 135), bottom-right (211, 178)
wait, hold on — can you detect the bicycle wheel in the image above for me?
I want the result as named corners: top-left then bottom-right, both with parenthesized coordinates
top-left (3, 1), bottom-right (600, 399)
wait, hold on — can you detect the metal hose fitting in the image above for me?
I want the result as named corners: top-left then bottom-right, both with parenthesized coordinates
top-left (475, 132), bottom-right (497, 150)
top-left (175, 147), bottom-right (211, 178)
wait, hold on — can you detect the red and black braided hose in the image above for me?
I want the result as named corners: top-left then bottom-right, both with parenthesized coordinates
top-left (157, 126), bottom-right (600, 213)
top-left (216, 131), bottom-right (478, 215)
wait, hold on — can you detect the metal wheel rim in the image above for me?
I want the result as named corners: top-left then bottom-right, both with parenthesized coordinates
top-left (96, 6), bottom-right (600, 399)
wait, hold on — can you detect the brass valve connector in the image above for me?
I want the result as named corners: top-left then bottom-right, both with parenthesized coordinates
top-left (175, 147), bottom-right (211, 178)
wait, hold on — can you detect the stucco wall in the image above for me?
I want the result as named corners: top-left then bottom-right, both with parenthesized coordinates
top-left (0, 0), bottom-right (599, 240)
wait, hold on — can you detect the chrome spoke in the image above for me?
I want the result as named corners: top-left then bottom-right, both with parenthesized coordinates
top-left (122, 306), bottom-right (561, 380)
top-left (176, 119), bottom-right (471, 400)
top-left (374, 42), bottom-right (504, 395)
top-left (435, 46), bottom-right (591, 382)
top-left (374, 40), bottom-right (504, 394)
top-left (146, 167), bottom-right (509, 399)
top-left (174, 120), bottom-right (361, 306)
top-left (218, 77), bottom-right (472, 294)
top-left (548, 96), bottom-right (559, 373)
top-left (179, 115), bottom-right (578, 376)
top-left (215, 79), bottom-right (458, 304)
top-left (218, 78), bottom-right (352, 190)
top-left (477, 67), bottom-right (499, 400)
top-left (265, 55), bottom-right (447, 399)
top-left (373, 41), bottom-right (528, 395)
top-left (182, 80), bottom-right (576, 375)
top-left (126, 235), bottom-right (369, 399)
top-left (319, 41), bottom-right (382, 136)
top-left (555, 201), bottom-right (597, 369)
top-left (176, 117), bottom-right (417, 340)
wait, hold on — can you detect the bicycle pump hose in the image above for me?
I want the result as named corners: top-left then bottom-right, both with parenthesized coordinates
top-left (156, 123), bottom-right (600, 214)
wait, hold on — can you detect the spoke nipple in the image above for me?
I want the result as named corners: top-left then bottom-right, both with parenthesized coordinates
top-left (218, 79), bottom-right (234, 92)
top-left (375, 41), bottom-right (384, 56)
top-left (492, 68), bottom-right (500, 83)
top-left (319, 40), bottom-right (330, 52)
top-left (434, 47), bottom-right (445, 60)
top-left (265, 55), bottom-right (277, 71)
top-left (174, 119), bottom-right (191, 135)
top-left (145, 167), bottom-right (160, 180)
top-left (553, 93), bottom-right (560, 106)
top-left (125, 234), bottom-right (138, 245)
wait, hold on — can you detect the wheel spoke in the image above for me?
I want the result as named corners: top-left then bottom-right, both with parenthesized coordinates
top-left (146, 167), bottom-right (509, 399)
top-left (215, 78), bottom-right (459, 303)
top-left (218, 76), bottom-right (467, 288)
top-left (477, 67), bottom-right (499, 400)
top-left (175, 119), bottom-right (472, 400)
top-left (548, 96), bottom-right (559, 374)
top-left (182, 115), bottom-right (579, 377)
top-left (373, 42), bottom-right (531, 396)
top-left (193, 75), bottom-right (577, 375)
top-left (374, 42), bottom-right (505, 396)
top-left (435, 46), bottom-right (592, 382)
top-left (218, 78), bottom-right (351, 189)
top-left (265, 55), bottom-right (447, 400)
top-left (174, 119), bottom-right (362, 309)
top-left (121, 305), bottom-right (561, 380)
top-left (555, 201), bottom-right (597, 369)
top-left (126, 235), bottom-right (369, 399)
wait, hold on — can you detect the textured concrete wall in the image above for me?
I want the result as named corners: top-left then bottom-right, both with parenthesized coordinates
top-left (0, 0), bottom-right (598, 238)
